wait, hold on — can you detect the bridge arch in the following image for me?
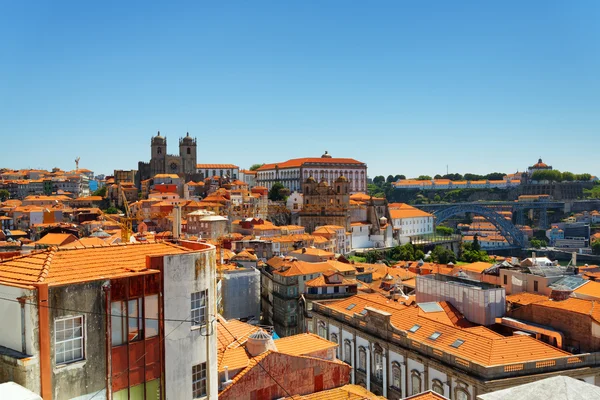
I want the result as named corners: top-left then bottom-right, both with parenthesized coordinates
top-left (433, 204), bottom-right (525, 247)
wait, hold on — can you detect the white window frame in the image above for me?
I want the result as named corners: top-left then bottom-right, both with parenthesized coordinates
top-left (192, 362), bottom-right (207, 398)
top-left (55, 315), bottom-right (84, 365)
top-left (191, 290), bottom-right (208, 327)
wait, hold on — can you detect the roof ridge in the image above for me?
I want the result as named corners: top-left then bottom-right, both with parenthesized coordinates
top-left (37, 247), bottom-right (56, 282)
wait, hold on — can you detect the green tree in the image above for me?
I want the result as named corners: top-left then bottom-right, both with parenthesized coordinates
top-left (415, 249), bottom-right (425, 260)
top-left (530, 239), bottom-right (546, 249)
top-left (105, 206), bottom-right (120, 214)
top-left (249, 163), bottom-right (265, 171)
top-left (386, 175), bottom-right (395, 183)
top-left (431, 245), bottom-right (457, 264)
top-left (576, 173), bottom-right (591, 181)
top-left (394, 175), bottom-right (406, 181)
top-left (416, 175), bottom-right (432, 181)
top-left (268, 182), bottom-right (286, 201)
top-left (373, 176), bottom-right (385, 185)
top-left (484, 172), bottom-right (505, 181)
top-left (434, 174), bottom-right (443, 179)
top-left (464, 173), bottom-right (484, 181)
top-left (531, 170), bottom-right (563, 182)
top-left (433, 194), bottom-right (442, 203)
top-left (0, 189), bottom-right (9, 202)
top-left (561, 171), bottom-right (575, 181)
top-left (472, 234), bottom-right (481, 251)
top-left (92, 186), bottom-right (107, 197)
top-left (436, 226), bottom-right (453, 236)
top-left (592, 241), bottom-right (600, 255)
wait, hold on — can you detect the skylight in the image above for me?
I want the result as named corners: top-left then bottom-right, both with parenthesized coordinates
top-left (450, 339), bottom-right (465, 348)
top-left (408, 324), bottom-right (421, 333)
top-left (360, 309), bottom-right (368, 316)
top-left (346, 304), bottom-right (356, 311)
top-left (429, 332), bottom-right (442, 340)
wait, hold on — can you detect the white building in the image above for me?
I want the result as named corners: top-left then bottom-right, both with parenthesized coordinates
top-left (163, 242), bottom-right (219, 400)
top-left (196, 164), bottom-right (240, 180)
top-left (256, 152), bottom-right (367, 193)
top-left (389, 204), bottom-right (434, 245)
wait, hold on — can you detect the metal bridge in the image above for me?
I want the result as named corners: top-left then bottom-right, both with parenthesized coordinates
top-left (414, 201), bottom-right (565, 248)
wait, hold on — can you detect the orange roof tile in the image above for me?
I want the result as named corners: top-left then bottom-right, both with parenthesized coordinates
top-left (257, 157), bottom-right (365, 171)
top-left (321, 294), bottom-right (570, 367)
top-left (196, 164), bottom-right (239, 169)
top-left (282, 384), bottom-right (385, 400)
top-left (0, 242), bottom-right (189, 287)
top-left (404, 390), bottom-right (449, 400)
top-left (506, 292), bottom-right (548, 305)
top-left (389, 204), bottom-right (433, 219)
top-left (275, 333), bottom-right (338, 355)
top-left (572, 280), bottom-right (600, 299)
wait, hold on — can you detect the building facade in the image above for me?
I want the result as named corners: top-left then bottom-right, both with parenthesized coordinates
top-left (256, 152), bottom-right (367, 193)
top-left (137, 132), bottom-right (199, 185)
top-left (298, 176), bottom-right (351, 233)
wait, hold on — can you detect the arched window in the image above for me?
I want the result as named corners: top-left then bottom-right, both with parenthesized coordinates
top-left (456, 388), bottom-right (470, 400)
top-left (411, 371), bottom-right (422, 396)
top-left (330, 333), bottom-right (339, 358)
top-left (344, 340), bottom-right (352, 363)
top-left (358, 347), bottom-right (367, 372)
top-left (391, 362), bottom-right (402, 391)
top-left (157, 147), bottom-right (162, 155)
top-left (187, 147), bottom-right (191, 155)
top-left (374, 347), bottom-right (383, 380)
top-left (317, 321), bottom-right (327, 339)
top-left (432, 379), bottom-right (444, 396)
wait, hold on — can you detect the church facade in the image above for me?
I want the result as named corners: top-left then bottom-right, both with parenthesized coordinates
top-left (137, 131), bottom-right (200, 185)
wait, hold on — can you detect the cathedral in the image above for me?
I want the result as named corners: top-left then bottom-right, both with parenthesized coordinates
top-left (137, 131), bottom-right (199, 185)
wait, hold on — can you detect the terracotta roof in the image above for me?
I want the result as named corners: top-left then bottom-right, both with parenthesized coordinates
top-left (257, 157), bottom-right (365, 171)
top-left (0, 242), bottom-right (189, 287)
top-left (35, 233), bottom-right (77, 246)
top-left (283, 384), bottom-right (385, 400)
top-left (506, 292), bottom-right (548, 305)
top-left (458, 261), bottom-right (494, 274)
top-left (572, 280), bottom-right (600, 300)
top-left (389, 204), bottom-right (433, 219)
top-left (275, 333), bottom-right (338, 355)
top-left (321, 294), bottom-right (570, 366)
top-left (60, 237), bottom-right (109, 249)
top-left (196, 164), bottom-right (239, 169)
top-left (217, 316), bottom-right (261, 352)
top-left (305, 274), bottom-right (356, 287)
top-left (289, 248), bottom-right (334, 257)
top-left (274, 260), bottom-right (335, 277)
top-left (404, 390), bottom-right (449, 400)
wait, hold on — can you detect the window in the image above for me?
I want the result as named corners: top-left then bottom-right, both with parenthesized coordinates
top-left (112, 301), bottom-right (126, 346)
top-left (192, 362), bottom-right (207, 398)
top-left (358, 347), bottom-right (367, 372)
top-left (187, 147), bottom-right (191, 155)
top-left (429, 331), bottom-right (442, 341)
top-left (55, 316), bottom-right (84, 364)
top-left (408, 324), bottom-right (420, 333)
top-left (411, 372), bottom-right (422, 395)
top-left (128, 298), bottom-right (143, 342)
top-left (344, 340), bottom-right (352, 363)
top-left (191, 290), bottom-right (208, 327)
top-left (330, 333), bottom-right (339, 358)
top-left (318, 321), bottom-right (327, 338)
top-left (432, 379), bottom-right (444, 395)
top-left (534, 280), bottom-right (539, 292)
top-left (391, 362), bottom-right (402, 390)
top-left (374, 349), bottom-right (383, 380)
top-left (157, 147), bottom-right (162, 155)
top-left (503, 275), bottom-right (507, 285)
top-left (456, 388), bottom-right (470, 400)
top-left (451, 339), bottom-right (465, 348)
top-left (145, 294), bottom-right (159, 338)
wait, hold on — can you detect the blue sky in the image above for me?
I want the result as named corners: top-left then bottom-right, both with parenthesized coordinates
top-left (1, 1), bottom-right (599, 178)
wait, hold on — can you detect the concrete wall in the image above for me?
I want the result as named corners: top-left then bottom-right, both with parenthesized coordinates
top-left (163, 249), bottom-right (218, 400)
top-left (0, 285), bottom-right (39, 394)
top-left (222, 268), bottom-right (261, 321)
top-left (49, 281), bottom-right (107, 400)
top-left (219, 352), bottom-right (350, 400)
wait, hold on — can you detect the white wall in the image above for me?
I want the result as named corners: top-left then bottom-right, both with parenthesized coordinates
top-left (163, 249), bottom-right (218, 400)
top-left (0, 284), bottom-right (37, 355)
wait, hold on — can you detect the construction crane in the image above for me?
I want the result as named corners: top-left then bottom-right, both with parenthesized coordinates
top-left (118, 188), bottom-right (134, 242)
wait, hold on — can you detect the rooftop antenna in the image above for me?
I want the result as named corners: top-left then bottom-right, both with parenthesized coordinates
top-left (75, 157), bottom-right (80, 172)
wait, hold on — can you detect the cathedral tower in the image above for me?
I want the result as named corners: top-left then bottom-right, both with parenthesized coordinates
top-left (179, 132), bottom-right (197, 175)
top-left (150, 131), bottom-right (167, 176)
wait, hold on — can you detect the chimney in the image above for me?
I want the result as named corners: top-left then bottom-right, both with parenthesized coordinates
top-left (220, 247), bottom-right (224, 265)
top-left (172, 204), bottom-right (182, 239)
top-left (532, 251), bottom-right (536, 265)
top-left (302, 247), bottom-right (306, 254)
top-left (572, 252), bottom-right (577, 267)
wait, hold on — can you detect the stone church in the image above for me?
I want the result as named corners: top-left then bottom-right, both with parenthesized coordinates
top-left (137, 131), bottom-right (200, 185)
top-left (298, 175), bottom-right (351, 233)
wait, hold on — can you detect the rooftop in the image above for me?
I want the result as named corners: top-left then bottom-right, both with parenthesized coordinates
top-left (0, 242), bottom-right (190, 287)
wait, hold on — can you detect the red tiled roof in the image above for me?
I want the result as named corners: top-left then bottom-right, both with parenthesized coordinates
top-left (257, 157), bottom-right (365, 171)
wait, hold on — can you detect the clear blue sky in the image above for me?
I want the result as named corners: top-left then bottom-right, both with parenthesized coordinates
top-left (1, 1), bottom-right (599, 178)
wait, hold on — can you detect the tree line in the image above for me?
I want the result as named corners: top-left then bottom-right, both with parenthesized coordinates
top-left (530, 170), bottom-right (591, 182)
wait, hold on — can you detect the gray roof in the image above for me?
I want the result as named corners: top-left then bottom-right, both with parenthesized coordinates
top-left (477, 376), bottom-right (600, 400)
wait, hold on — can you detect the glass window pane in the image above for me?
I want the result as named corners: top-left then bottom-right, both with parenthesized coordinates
top-left (145, 379), bottom-right (160, 400)
top-left (130, 383), bottom-right (144, 400)
top-left (113, 389), bottom-right (128, 400)
top-left (145, 295), bottom-right (159, 338)
top-left (128, 299), bottom-right (140, 341)
top-left (111, 302), bottom-right (124, 346)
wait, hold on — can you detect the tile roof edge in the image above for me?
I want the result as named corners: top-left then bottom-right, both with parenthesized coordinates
top-left (37, 247), bottom-right (56, 283)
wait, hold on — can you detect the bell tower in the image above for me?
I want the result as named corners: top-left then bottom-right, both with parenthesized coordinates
top-left (150, 131), bottom-right (167, 175)
top-left (179, 132), bottom-right (197, 175)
